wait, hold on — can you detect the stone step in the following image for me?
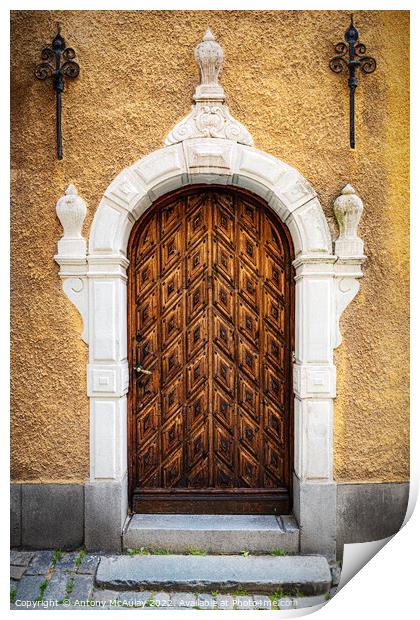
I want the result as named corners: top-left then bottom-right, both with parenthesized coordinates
top-left (96, 554), bottom-right (331, 595)
top-left (123, 513), bottom-right (299, 554)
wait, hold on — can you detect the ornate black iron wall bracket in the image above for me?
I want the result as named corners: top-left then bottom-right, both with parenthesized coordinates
top-left (35, 24), bottom-right (80, 160)
top-left (329, 16), bottom-right (376, 149)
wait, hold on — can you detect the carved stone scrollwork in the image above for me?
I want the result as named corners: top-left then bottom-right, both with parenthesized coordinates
top-left (54, 184), bottom-right (89, 343)
top-left (62, 277), bottom-right (88, 343)
top-left (165, 30), bottom-right (253, 147)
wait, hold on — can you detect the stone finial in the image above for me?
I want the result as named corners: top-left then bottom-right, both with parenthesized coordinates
top-left (55, 184), bottom-right (87, 257)
top-left (333, 184), bottom-right (364, 258)
top-left (194, 29), bottom-right (225, 100)
top-left (164, 30), bottom-right (253, 146)
top-left (54, 184), bottom-right (88, 342)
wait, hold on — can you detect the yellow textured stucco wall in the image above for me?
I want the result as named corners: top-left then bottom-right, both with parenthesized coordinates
top-left (10, 10), bottom-right (409, 483)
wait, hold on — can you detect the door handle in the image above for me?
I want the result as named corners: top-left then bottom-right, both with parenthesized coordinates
top-left (135, 365), bottom-right (153, 375)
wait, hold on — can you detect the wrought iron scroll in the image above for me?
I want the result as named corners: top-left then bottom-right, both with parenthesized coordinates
top-left (329, 16), bottom-right (376, 149)
top-left (35, 24), bottom-right (80, 160)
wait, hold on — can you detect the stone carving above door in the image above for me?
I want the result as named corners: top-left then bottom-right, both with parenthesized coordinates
top-left (165, 30), bottom-right (253, 147)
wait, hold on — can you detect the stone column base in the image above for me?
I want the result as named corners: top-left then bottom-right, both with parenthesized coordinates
top-left (85, 476), bottom-right (128, 552)
top-left (293, 474), bottom-right (337, 561)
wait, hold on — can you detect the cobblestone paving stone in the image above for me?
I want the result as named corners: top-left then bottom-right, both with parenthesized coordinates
top-left (10, 565), bottom-right (27, 580)
top-left (15, 575), bottom-right (46, 602)
top-left (169, 592), bottom-right (197, 608)
top-left (76, 554), bottom-right (100, 575)
top-left (151, 591), bottom-right (171, 608)
top-left (25, 551), bottom-right (54, 575)
top-left (291, 594), bottom-right (327, 608)
top-left (253, 594), bottom-right (272, 610)
top-left (92, 589), bottom-right (119, 603)
top-left (216, 594), bottom-right (235, 610)
top-left (118, 591), bottom-right (152, 607)
top-left (55, 553), bottom-right (77, 572)
top-left (234, 595), bottom-right (255, 610)
top-left (201, 592), bottom-right (216, 609)
top-left (10, 551), bottom-right (34, 566)
top-left (44, 570), bottom-right (69, 602)
top-left (276, 596), bottom-right (296, 610)
top-left (68, 575), bottom-right (94, 604)
top-left (197, 593), bottom-right (216, 609)
top-left (10, 549), bottom-right (338, 610)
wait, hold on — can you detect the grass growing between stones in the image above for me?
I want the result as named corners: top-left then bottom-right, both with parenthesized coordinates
top-left (57, 576), bottom-right (76, 606)
top-left (269, 589), bottom-right (286, 609)
top-left (10, 588), bottom-right (17, 604)
top-left (240, 550), bottom-right (250, 557)
top-left (144, 594), bottom-right (158, 608)
top-left (36, 579), bottom-right (49, 602)
top-left (51, 549), bottom-right (62, 567)
top-left (75, 549), bottom-right (87, 567)
top-left (127, 548), bottom-right (171, 555)
top-left (65, 577), bottom-right (75, 595)
top-left (152, 549), bottom-right (171, 555)
top-left (127, 548), bottom-right (151, 556)
top-left (127, 547), bottom-right (213, 556)
top-left (188, 548), bottom-right (207, 556)
top-left (271, 548), bottom-right (288, 556)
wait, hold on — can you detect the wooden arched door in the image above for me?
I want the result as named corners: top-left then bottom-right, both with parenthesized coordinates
top-left (127, 186), bottom-right (294, 514)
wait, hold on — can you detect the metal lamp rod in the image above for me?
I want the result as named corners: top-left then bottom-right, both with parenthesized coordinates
top-left (329, 15), bottom-right (377, 149)
top-left (35, 24), bottom-right (80, 160)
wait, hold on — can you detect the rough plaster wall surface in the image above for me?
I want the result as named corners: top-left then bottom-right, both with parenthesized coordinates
top-left (10, 10), bottom-right (409, 483)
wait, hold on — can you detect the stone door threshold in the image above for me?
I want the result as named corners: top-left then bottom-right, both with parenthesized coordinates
top-left (123, 513), bottom-right (299, 554)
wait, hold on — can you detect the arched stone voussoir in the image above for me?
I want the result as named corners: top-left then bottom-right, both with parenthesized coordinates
top-left (89, 142), bottom-right (332, 258)
top-left (89, 144), bottom-right (188, 255)
top-left (89, 200), bottom-right (134, 256)
top-left (285, 197), bottom-right (333, 256)
top-left (131, 143), bottom-right (188, 201)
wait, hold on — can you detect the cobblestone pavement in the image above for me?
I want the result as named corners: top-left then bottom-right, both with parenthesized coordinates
top-left (10, 550), bottom-right (339, 611)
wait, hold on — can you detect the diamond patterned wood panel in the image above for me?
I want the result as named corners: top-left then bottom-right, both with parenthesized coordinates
top-left (128, 188), bottom-right (293, 514)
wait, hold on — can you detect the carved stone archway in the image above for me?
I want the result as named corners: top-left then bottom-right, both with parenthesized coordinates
top-left (54, 31), bottom-right (365, 557)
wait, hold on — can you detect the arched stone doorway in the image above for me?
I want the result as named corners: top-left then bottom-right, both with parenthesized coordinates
top-left (54, 31), bottom-right (365, 558)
